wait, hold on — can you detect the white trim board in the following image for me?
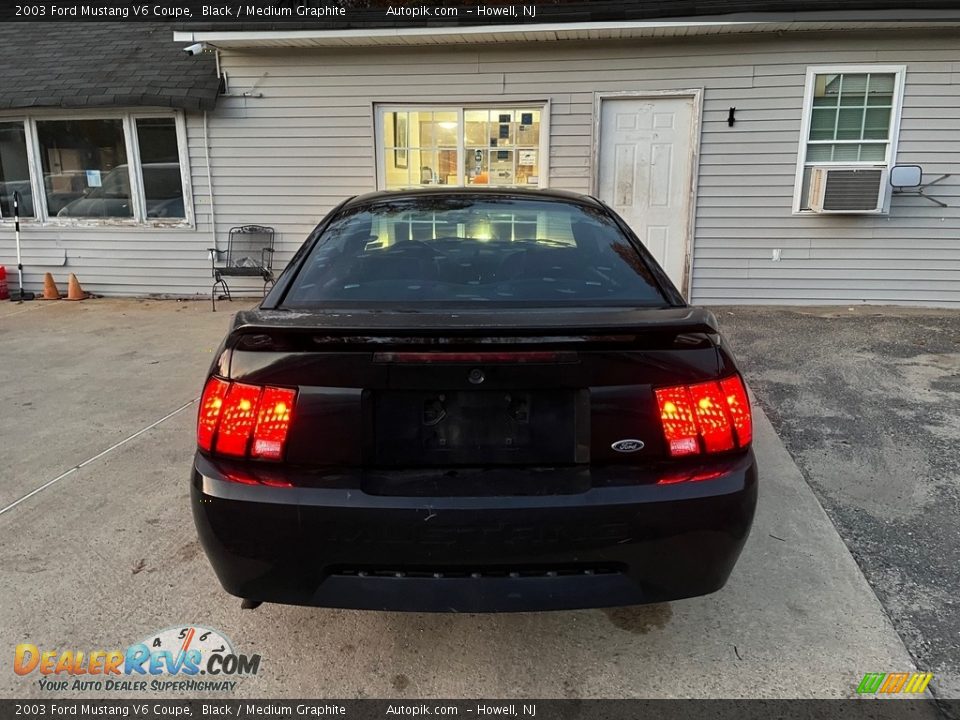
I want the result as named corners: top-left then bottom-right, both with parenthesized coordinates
top-left (173, 19), bottom-right (960, 48)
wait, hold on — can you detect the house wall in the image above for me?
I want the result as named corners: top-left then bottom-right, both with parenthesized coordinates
top-left (0, 109), bottom-right (216, 296)
top-left (3, 28), bottom-right (958, 304)
top-left (210, 28), bottom-right (960, 306)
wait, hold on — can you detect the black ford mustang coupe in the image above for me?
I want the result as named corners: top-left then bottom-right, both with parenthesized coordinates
top-left (192, 188), bottom-right (757, 612)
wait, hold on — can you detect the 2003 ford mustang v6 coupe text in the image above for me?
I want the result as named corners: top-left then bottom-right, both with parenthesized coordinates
top-left (191, 188), bottom-right (757, 612)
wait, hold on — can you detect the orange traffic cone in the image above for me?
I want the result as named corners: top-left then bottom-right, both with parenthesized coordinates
top-left (66, 273), bottom-right (87, 301)
top-left (41, 272), bottom-right (61, 300)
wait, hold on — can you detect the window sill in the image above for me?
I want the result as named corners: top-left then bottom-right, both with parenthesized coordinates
top-left (0, 218), bottom-right (195, 231)
top-left (791, 209), bottom-right (890, 216)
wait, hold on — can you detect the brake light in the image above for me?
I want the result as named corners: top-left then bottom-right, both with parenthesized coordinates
top-left (215, 383), bottom-right (262, 457)
top-left (251, 387), bottom-right (296, 460)
top-left (197, 377), bottom-right (297, 461)
top-left (654, 375), bottom-right (751, 457)
top-left (653, 386), bottom-right (700, 457)
top-left (197, 377), bottom-right (229, 452)
top-left (721, 376), bottom-right (753, 446)
top-left (373, 351), bottom-right (576, 363)
top-left (688, 381), bottom-right (735, 453)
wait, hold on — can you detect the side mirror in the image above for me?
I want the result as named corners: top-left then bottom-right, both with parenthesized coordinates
top-left (890, 165), bottom-right (922, 188)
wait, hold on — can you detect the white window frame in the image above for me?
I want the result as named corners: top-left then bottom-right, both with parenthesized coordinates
top-left (373, 102), bottom-right (550, 191)
top-left (0, 108), bottom-right (194, 228)
top-left (792, 64), bottom-right (907, 214)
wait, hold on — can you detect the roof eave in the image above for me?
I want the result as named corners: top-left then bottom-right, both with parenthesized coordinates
top-left (173, 16), bottom-right (960, 48)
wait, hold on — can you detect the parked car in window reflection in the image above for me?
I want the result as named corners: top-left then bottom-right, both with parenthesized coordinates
top-left (56, 163), bottom-right (184, 219)
top-left (41, 170), bottom-right (93, 215)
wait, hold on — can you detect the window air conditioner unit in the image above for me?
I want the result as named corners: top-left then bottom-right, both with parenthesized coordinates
top-left (808, 166), bottom-right (888, 214)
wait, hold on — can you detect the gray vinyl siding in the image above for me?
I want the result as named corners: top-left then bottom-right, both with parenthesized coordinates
top-left (0, 111), bottom-right (216, 296)
top-left (213, 29), bottom-right (960, 306)
top-left (3, 28), bottom-right (958, 305)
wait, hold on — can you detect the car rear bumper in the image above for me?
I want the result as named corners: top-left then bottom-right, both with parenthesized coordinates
top-left (191, 452), bottom-right (757, 612)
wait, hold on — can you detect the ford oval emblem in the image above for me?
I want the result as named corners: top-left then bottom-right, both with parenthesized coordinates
top-left (611, 439), bottom-right (645, 453)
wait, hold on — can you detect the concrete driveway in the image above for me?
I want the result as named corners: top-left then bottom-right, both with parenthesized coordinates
top-left (0, 299), bottom-right (928, 700)
top-left (718, 305), bottom-right (960, 703)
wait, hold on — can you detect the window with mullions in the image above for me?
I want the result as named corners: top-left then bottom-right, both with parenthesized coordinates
top-left (795, 66), bottom-right (905, 211)
top-left (382, 110), bottom-right (459, 189)
top-left (0, 114), bottom-right (188, 223)
top-left (378, 106), bottom-right (545, 190)
top-left (807, 73), bottom-right (895, 162)
top-left (464, 108), bottom-right (541, 187)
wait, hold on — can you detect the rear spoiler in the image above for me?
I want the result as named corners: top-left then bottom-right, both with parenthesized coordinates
top-left (230, 306), bottom-right (720, 340)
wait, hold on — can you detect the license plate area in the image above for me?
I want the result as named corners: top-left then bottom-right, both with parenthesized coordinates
top-left (371, 390), bottom-right (585, 466)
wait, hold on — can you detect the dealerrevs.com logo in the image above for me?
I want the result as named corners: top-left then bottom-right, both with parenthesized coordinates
top-left (14, 625), bottom-right (261, 693)
top-left (856, 672), bottom-right (933, 695)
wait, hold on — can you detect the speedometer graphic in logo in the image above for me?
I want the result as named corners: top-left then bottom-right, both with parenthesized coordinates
top-left (138, 625), bottom-right (234, 658)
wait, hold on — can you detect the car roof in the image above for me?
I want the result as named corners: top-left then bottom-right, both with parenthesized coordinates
top-left (341, 186), bottom-right (605, 211)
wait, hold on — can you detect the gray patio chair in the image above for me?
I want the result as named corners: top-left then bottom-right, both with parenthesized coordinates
top-left (209, 225), bottom-right (276, 311)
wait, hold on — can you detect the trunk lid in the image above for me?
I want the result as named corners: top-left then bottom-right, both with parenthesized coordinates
top-left (222, 307), bottom-right (722, 468)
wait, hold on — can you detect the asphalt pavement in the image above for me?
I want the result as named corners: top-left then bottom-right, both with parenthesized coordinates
top-left (0, 299), bottom-right (938, 701)
top-left (717, 305), bottom-right (960, 703)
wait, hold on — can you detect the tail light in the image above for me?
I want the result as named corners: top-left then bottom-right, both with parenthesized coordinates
top-left (654, 375), bottom-right (752, 457)
top-left (654, 386), bottom-right (700, 457)
top-left (197, 378), bottom-right (229, 452)
top-left (251, 387), bottom-right (296, 460)
top-left (215, 383), bottom-right (262, 457)
top-left (197, 377), bottom-right (297, 461)
top-left (720, 376), bottom-right (752, 446)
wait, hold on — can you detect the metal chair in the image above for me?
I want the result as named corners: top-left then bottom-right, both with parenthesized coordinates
top-left (209, 225), bottom-right (276, 311)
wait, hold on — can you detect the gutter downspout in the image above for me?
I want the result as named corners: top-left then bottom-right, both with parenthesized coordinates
top-left (203, 110), bottom-right (217, 254)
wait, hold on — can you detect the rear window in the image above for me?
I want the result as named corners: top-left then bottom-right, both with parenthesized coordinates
top-left (282, 196), bottom-right (667, 308)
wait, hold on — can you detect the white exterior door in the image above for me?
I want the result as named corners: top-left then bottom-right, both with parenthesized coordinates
top-left (598, 95), bottom-right (696, 291)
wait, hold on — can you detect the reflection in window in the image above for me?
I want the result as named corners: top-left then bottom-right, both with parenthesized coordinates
top-left (0, 122), bottom-right (34, 218)
top-left (284, 198), bottom-right (666, 307)
top-left (37, 119), bottom-right (131, 218)
top-left (136, 118), bottom-right (185, 219)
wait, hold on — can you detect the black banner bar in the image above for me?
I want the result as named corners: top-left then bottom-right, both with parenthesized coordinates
top-left (0, 700), bottom-right (957, 720)
top-left (2, 0), bottom-right (960, 24)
